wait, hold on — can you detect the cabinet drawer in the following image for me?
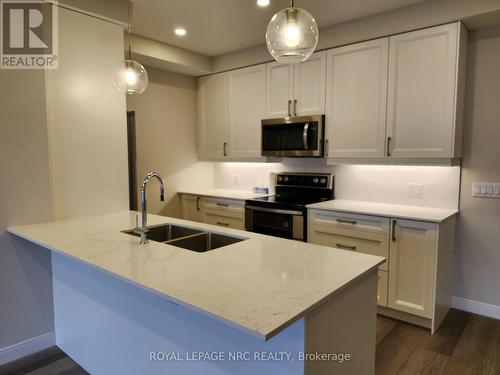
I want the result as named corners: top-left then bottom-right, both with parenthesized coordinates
top-left (309, 210), bottom-right (390, 236)
top-left (308, 228), bottom-right (388, 271)
top-left (203, 199), bottom-right (244, 216)
top-left (377, 270), bottom-right (388, 307)
top-left (205, 213), bottom-right (244, 230)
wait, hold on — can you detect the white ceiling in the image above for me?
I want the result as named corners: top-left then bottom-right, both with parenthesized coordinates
top-left (132, 0), bottom-right (429, 57)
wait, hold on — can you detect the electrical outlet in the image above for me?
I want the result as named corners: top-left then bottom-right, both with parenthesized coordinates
top-left (408, 183), bottom-right (424, 199)
top-left (473, 182), bottom-right (500, 198)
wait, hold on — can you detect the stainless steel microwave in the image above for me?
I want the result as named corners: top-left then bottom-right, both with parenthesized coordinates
top-left (261, 115), bottom-right (325, 157)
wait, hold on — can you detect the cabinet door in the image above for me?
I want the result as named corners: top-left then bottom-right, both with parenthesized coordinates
top-left (378, 270), bottom-right (388, 307)
top-left (265, 62), bottom-right (293, 118)
top-left (227, 65), bottom-right (266, 158)
top-left (293, 51), bottom-right (326, 116)
top-left (180, 195), bottom-right (204, 223)
top-left (198, 73), bottom-right (228, 158)
top-left (386, 23), bottom-right (459, 158)
top-left (326, 38), bottom-right (388, 158)
top-left (388, 219), bottom-right (437, 318)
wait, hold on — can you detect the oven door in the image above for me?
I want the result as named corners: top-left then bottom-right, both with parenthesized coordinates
top-left (261, 115), bottom-right (324, 157)
top-left (245, 205), bottom-right (305, 241)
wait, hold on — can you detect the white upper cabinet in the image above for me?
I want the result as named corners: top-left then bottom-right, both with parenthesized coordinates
top-left (326, 38), bottom-right (389, 158)
top-left (198, 73), bottom-right (228, 159)
top-left (197, 22), bottom-right (466, 163)
top-left (227, 65), bottom-right (266, 158)
top-left (265, 51), bottom-right (326, 118)
top-left (265, 62), bottom-right (293, 118)
top-left (293, 51), bottom-right (326, 116)
top-left (386, 23), bottom-right (466, 159)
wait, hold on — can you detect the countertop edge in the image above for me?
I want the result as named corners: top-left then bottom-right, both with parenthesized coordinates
top-left (178, 190), bottom-right (268, 201)
top-left (262, 262), bottom-right (383, 340)
top-left (306, 202), bottom-right (459, 223)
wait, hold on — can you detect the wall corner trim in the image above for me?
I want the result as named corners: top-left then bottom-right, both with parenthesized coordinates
top-left (452, 296), bottom-right (500, 320)
top-left (0, 332), bottom-right (55, 366)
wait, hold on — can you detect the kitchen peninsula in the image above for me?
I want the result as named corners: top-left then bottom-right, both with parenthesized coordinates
top-left (8, 212), bottom-right (384, 375)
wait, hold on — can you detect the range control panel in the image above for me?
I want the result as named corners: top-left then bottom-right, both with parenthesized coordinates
top-left (472, 182), bottom-right (500, 198)
top-left (276, 173), bottom-right (333, 189)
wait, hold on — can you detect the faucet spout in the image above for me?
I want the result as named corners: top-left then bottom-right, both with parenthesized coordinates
top-left (139, 171), bottom-right (165, 245)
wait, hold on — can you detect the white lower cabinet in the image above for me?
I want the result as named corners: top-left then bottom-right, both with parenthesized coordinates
top-left (377, 270), bottom-right (388, 307)
top-left (202, 199), bottom-right (245, 230)
top-left (388, 219), bottom-right (437, 318)
top-left (308, 210), bottom-right (390, 306)
top-left (180, 194), bottom-right (204, 223)
top-left (180, 194), bottom-right (245, 230)
top-left (308, 209), bottom-right (455, 332)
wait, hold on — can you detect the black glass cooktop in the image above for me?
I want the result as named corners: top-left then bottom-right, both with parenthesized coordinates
top-left (246, 195), bottom-right (331, 210)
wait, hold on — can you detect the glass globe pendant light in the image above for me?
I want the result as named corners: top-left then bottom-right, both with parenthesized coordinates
top-left (265, 0), bottom-right (319, 64)
top-left (115, 0), bottom-right (148, 95)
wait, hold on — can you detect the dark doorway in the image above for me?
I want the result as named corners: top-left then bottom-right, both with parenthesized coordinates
top-left (127, 111), bottom-right (138, 211)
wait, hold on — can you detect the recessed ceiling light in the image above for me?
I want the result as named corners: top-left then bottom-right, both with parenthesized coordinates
top-left (257, 0), bottom-right (270, 7)
top-left (174, 27), bottom-right (186, 36)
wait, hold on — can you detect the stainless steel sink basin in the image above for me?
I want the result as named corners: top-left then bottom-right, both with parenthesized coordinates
top-left (167, 232), bottom-right (245, 253)
top-left (122, 224), bottom-right (202, 243)
top-left (122, 223), bottom-right (246, 252)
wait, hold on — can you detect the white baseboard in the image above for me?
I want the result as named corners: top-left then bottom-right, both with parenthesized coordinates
top-left (0, 331), bottom-right (55, 366)
top-left (452, 296), bottom-right (500, 320)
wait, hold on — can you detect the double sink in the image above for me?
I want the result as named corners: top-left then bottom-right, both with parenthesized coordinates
top-left (122, 223), bottom-right (246, 253)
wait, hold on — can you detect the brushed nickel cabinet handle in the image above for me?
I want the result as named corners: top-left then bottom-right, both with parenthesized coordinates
top-left (337, 218), bottom-right (357, 225)
top-left (387, 137), bottom-right (392, 157)
top-left (223, 142), bottom-right (228, 157)
top-left (288, 100), bottom-right (291, 117)
top-left (324, 139), bottom-right (329, 157)
top-left (392, 219), bottom-right (397, 242)
top-left (336, 243), bottom-right (356, 251)
top-left (293, 99), bottom-right (297, 116)
top-left (216, 202), bottom-right (229, 207)
top-left (196, 197), bottom-right (200, 211)
top-left (216, 221), bottom-right (229, 227)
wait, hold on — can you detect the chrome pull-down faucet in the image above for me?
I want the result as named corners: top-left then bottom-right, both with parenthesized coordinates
top-left (138, 171), bottom-right (165, 244)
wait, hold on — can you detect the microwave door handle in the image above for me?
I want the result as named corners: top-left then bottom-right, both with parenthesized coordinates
top-left (303, 122), bottom-right (309, 150)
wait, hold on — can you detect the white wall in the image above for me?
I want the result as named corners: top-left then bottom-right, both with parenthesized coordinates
top-left (45, 7), bottom-right (130, 219)
top-left (0, 70), bottom-right (54, 361)
top-left (1, 5), bottom-right (133, 361)
top-left (126, 68), bottom-right (214, 218)
top-left (214, 161), bottom-right (460, 209)
top-left (454, 25), bottom-right (500, 308)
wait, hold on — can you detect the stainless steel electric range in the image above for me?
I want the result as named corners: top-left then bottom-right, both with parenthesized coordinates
top-left (245, 173), bottom-right (334, 242)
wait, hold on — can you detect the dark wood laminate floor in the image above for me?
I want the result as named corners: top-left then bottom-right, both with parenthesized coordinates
top-left (376, 309), bottom-right (500, 375)
top-left (1, 309), bottom-right (499, 375)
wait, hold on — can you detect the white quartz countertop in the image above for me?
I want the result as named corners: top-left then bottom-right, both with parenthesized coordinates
top-left (307, 199), bottom-right (459, 223)
top-left (8, 212), bottom-right (383, 340)
top-left (178, 188), bottom-right (268, 201)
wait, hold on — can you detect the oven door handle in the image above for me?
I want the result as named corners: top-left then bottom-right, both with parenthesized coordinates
top-left (245, 205), bottom-right (303, 216)
top-left (303, 122), bottom-right (309, 150)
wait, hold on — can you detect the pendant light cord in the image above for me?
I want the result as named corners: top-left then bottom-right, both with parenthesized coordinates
top-left (127, 0), bottom-right (132, 60)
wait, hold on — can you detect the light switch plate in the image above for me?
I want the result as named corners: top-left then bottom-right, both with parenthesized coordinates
top-left (472, 182), bottom-right (500, 198)
top-left (408, 183), bottom-right (424, 199)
